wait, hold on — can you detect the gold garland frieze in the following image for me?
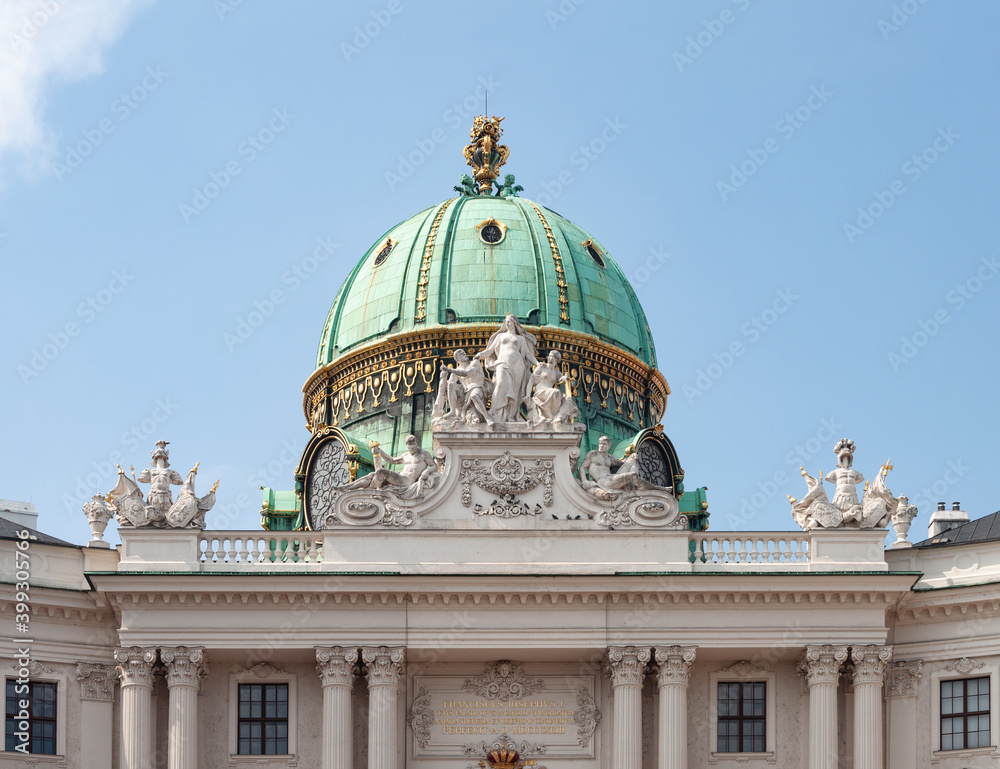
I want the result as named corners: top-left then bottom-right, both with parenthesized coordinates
top-left (303, 326), bottom-right (667, 433)
top-left (414, 199), bottom-right (455, 323)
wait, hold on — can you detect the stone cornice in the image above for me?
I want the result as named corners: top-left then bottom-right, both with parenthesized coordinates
top-left (653, 646), bottom-right (696, 687)
top-left (161, 647), bottom-right (208, 689)
top-left (362, 646), bottom-right (405, 687)
top-left (605, 646), bottom-right (650, 687)
top-left (316, 647), bottom-right (359, 687)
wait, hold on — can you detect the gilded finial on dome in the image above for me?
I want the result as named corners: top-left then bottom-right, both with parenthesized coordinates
top-left (463, 115), bottom-right (510, 195)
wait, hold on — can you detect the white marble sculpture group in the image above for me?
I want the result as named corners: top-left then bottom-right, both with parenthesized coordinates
top-left (789, 438), bottom-right (917, 541)
top-left (316, 314), bottom-right (680, 529)
top-left (431, 314), bottom-right (580, 432)
top-left (82, 441), bottom-right (218, 543)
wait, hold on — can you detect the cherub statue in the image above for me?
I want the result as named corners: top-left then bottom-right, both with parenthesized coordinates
top-left (495, 173), bottom-right (524, 198)
top-left (526, 350), bottom-right (578, 429)
top-left (454, 174), bottom-right (479, 197)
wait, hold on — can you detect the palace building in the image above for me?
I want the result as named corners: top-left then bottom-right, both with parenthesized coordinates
top-left (3, 118), bottom-right (999, 769)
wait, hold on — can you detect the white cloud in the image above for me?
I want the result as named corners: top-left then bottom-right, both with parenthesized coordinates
top-left (0, 0), bottom-right (152, 176)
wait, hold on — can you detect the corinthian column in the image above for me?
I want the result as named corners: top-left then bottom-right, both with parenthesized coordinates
top-left (885, 660), bottom-right (922, 769)
top-left (801, 645), bottom-right (848, 769)
top-left (316, 647), bottom-right (359, 769)
top-left (161, 648), bottom-right (207, 769)
top-left (654, 646), bottom-right (695, 769)
top-left (362, 647), bottom-right (405, 769)
top-left (851, 646), bottom-right (892, 769)
top-left (605, 646), bottom-right (650, 769)
top-left (115, 647), bottom-right (158, 769)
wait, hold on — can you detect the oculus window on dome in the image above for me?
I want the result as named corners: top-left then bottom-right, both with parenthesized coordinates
top-left (476, 217), bottom-right (507, 245)
top-left (372, 237), bottom-right (397, 267)
top-left (582, 239), bottom-right (606, 268)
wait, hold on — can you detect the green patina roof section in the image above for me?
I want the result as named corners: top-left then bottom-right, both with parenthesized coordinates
top-left (316, 197), bottom-right (657, 368)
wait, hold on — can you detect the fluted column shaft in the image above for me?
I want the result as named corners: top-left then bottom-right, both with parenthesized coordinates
top-left (317, 647), bottom-right (359, 769)
top-left (161, 648), bottom-right (206, 769)
top-left (606, 646), bottom-right (650, 769)
top-left (654, 647), bottom-right (696, 769)
top-left (852, 646), bottom-right (892, 769)
top-left (363, 647), bottom-right (405, 769)
top-left (115, 647), bottom-right (158, 769)
top-left (802, 645), bottom-right (849, 769)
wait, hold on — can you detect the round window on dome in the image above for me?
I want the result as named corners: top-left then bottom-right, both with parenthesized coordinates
top-left (372, 237), bottom-right (397, 267)
top-left (476, 217), bottom-right (507, 245)
top-left (582, 239), bottom-right (606, 268)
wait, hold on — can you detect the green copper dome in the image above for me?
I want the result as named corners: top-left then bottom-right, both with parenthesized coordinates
top-left (316, 195), bottom-right (657, 369)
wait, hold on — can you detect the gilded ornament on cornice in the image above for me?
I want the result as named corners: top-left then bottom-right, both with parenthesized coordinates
top-left (303, 325), bottom-right (669, 434)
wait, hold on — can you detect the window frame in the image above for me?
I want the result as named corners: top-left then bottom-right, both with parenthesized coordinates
top-left (932, 662), bottom-right (1000, 756)
top-left (2, 667), bottom-right (66, 759)
top-left (708, 668), bottom-right (776, 763)
top-left (228, 668), bottom-right (297, 762)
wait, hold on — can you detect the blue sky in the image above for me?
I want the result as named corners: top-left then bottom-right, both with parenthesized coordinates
top-left (1, 0), bottom-right (998, 545)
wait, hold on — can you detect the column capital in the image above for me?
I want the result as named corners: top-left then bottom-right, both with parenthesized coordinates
top-left (605, 646), bottom-right (651, 687)
top-left (76, 663), bottom-right (117, 702)
top-left (114, 646), bottom-right (158, 688)
top-left (851, 645), bottom-right (892, 686)
top-left (362, 647), bottom-right (405, 688)
top-left (800, 645), bottom-right (849, 687)
top-left (161, 647), bottom-right (208, 689)
top-left (653, 646), bottom-right (696, 687)
top-left (885, 659), bottom-right (923, 697)
top-left (316, 647), bottom-right (360, 687)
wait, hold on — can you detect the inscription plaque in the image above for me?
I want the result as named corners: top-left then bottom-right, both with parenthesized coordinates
top-left (408, 662), bottom-right (600, 760)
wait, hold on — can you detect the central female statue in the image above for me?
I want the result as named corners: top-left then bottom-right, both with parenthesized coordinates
top-left (474, 314), bottom-right (538, 422)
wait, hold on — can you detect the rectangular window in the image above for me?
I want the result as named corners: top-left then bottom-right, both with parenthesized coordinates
top-left (5, 679), bottom-right (57, 755)
top-left (237, 683), bottom-right (289, 755)
top-left (941, 677), bottom-right (991, 751)
top-left (717, 681), bottom-right (766, 753)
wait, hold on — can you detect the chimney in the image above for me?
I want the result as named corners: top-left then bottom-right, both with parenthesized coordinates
top-left (928, 501), bottom-right (969, 539)
top-left (0, 499), bottom-right (39, 530)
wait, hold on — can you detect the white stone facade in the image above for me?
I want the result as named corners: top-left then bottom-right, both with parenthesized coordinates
top-left (4, 503), bottom-right (1000, 768)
